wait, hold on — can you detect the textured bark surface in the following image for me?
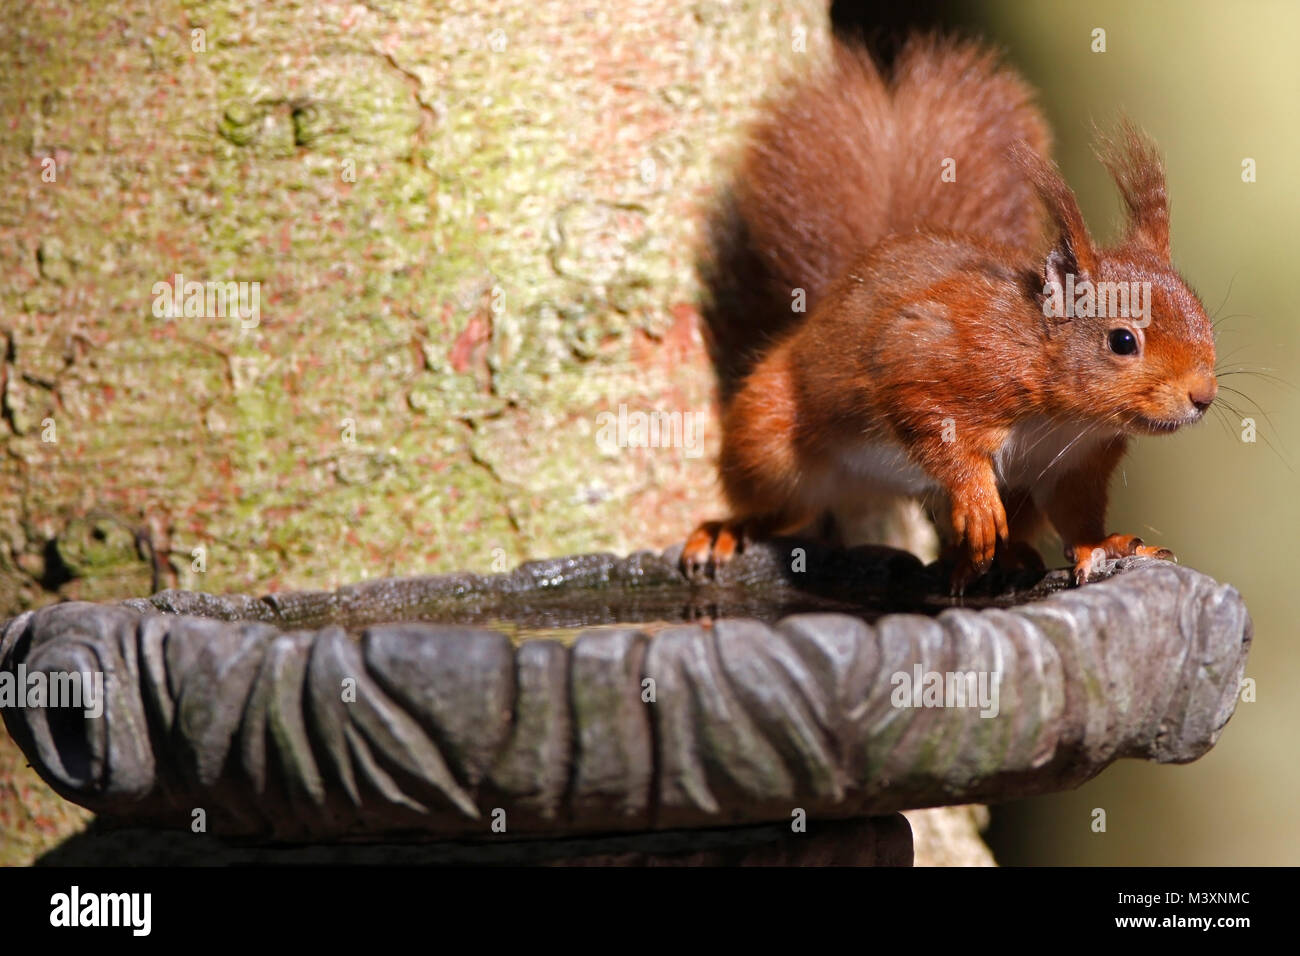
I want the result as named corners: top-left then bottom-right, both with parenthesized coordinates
top-left (0, 0), bottom-right (827, 606)
top-left (0, 0), bottom-right (834, 862)
top-left (0, 545), bottom-right (1252, 846)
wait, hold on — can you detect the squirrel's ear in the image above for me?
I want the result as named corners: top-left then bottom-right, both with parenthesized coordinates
top-left (1043, 247), bottom-right (1074, 295)
top-left (1010, 140), bottom-right (1099, 280)
top-left (1095, 120), bottom-right (1170, 258)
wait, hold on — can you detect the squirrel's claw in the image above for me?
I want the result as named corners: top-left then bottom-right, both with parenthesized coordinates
top-left (944, 544), bottom-right (993, 596)
top-left (1070, 534), bottom-right (1176, 585)
top-left (948, 538), bottom-right (1046, 595)
top-left (681, 520), bottom-right (745, 580)
top-left (948, 557), bottom-right (982, 597)
top-left (947, 492), bottom-right (1007, 594)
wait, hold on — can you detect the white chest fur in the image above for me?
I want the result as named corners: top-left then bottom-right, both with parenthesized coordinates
top-left (833, 417), bottom-right (1114, 498)
top-left (993, 417), bottom-right (1114, 488)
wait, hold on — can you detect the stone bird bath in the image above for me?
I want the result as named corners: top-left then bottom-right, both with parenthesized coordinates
top-left (0, 541), bottom-right (1251, 864)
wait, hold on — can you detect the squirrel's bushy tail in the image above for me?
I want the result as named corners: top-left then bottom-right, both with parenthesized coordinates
top-left (701, 34), bottom-right (1051, 401)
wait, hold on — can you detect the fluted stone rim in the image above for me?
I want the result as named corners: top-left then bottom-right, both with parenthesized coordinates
top-left (0, 544), bottom-right (1252, 842)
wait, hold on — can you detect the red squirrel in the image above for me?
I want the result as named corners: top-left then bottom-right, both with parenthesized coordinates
top-left (683, 34), bottom-right (1217, 589)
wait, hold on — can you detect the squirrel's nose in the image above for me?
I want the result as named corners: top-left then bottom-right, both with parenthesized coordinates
top-left (1188, 376), bottom-right (1217, 413)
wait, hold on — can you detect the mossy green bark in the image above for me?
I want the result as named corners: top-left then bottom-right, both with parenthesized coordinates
top-left (0, 0), bottom-right (827, 862)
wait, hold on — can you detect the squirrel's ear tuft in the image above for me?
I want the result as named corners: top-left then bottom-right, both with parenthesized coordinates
top-left (1095, 120), bottom-right (1170, 258)
top-left (1010, 140), bottom-right (1098, 280)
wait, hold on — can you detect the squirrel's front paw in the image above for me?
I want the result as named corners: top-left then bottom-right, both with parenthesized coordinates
top-left (1070, 533), bottom-right (1175, 584)
top-left (949, 494), bottom-right (1008, 594)
top-left (681, 520), bottom-right (745, 580)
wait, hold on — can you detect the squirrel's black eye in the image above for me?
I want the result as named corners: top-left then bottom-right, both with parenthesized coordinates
top-left (1108, 328), bottom-right (1138, 356)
